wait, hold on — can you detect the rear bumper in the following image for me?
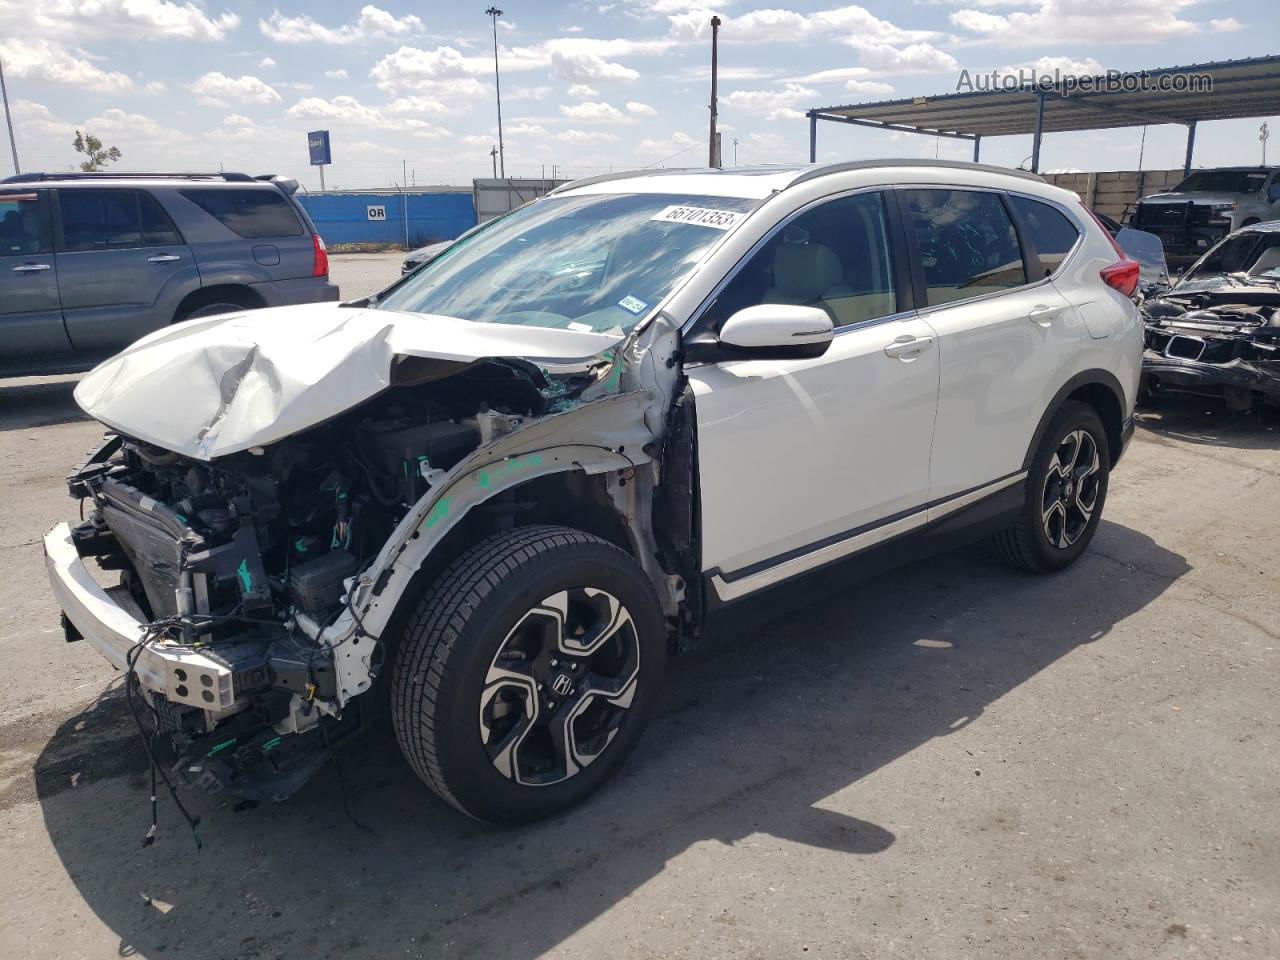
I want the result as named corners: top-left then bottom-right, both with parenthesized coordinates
top-left (251, 276), bottom-right (340, 308)
top-left (43, 522), bottom-right (237, 715)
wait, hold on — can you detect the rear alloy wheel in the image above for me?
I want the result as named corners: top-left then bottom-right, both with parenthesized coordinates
top-left (392, 525), bottom-right (665, 824)
top-left (990, 400), bottom-right (1110, 573)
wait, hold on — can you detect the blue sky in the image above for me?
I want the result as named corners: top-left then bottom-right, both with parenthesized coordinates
top-left (1, 0), bottom-right (1277, 189)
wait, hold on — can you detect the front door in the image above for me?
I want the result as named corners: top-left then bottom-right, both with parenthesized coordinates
top-left (0, 188), bottom-right (70, 375)
top-left (685, 189), bottom-right (939, 600)
top-left (54, 188), bottom-right (196, 355)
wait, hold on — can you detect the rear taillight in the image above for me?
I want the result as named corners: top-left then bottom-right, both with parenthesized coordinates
top-left (1085, 207), bottom-right (1140, 298)
top-left (311, 234), bottom-right (328, 277)
top-left (1100, 259), bottom-right (1140, 298)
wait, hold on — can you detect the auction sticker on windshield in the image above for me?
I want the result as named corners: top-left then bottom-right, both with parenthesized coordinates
top-left (650, 205), bottom-right (747, 231)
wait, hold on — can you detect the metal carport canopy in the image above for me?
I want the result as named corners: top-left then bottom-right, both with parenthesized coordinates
top-left (807, 54), bottom-right (1280, 175)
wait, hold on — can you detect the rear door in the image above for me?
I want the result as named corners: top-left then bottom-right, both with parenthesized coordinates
top-left (54, 188), bottom-right (197, 354)
top-left (897, 186), bottom-right (1077, 503)
top-left (178, 186), bottom-right (310, 280)
top-left (0, 188), bottom-right (71, 373)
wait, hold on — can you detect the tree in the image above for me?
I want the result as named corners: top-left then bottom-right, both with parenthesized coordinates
top-left (72, 130), bottom-right (121, 172)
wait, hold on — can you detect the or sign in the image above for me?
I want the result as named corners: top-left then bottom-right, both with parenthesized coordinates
top-left (307, 130), bottom-right (331, 166)
top-left (367, 205), bottom-right (387, 221)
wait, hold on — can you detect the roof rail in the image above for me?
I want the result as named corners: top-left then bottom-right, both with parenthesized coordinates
top-left (548, 168), bottom-right (698, 195)
top-left (1, 171), bottom-right (258, 184)
top-left (788, 158), bottom-right (1046, 188)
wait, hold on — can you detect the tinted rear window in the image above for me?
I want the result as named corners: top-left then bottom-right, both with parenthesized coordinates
top-left (0, 192), bottom-right (45, 254)
top-left (1010, 196), bottom-right (1080, 279)
top-left (181, 188), bottom-right (303, 239)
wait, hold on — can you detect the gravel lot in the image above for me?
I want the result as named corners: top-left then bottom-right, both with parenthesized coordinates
top-left (0, 253), bottom-right (1276, 959)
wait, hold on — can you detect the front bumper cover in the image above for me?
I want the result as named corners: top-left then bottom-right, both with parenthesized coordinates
top-left (43, 522), bottom-right (237, 715)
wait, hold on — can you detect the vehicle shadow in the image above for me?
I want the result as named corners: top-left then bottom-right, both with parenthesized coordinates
top-left (31, 520), bottom-right (1188, 960)
top-left (0, 376), bottom-right (87, 432)
top-left (1137, 394), bottom-right (1280, 451)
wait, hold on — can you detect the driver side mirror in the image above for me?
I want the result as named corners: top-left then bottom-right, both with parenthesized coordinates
top-left (684, 304), bottom-right (834, 363)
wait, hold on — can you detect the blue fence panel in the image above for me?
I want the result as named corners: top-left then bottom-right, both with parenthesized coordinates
top-left (298, 192), bottom-right (476, 247)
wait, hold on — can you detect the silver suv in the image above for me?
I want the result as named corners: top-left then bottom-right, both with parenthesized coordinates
top-left (1132, 166), bottom-right (1280, 266)
top-left (0, 171), bottom-right (338, 378)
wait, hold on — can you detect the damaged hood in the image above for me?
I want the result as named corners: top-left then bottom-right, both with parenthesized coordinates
top-left (74, 303), bottom-right (623, 460)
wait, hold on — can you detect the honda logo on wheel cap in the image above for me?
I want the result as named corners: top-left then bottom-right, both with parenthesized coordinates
top-left (551, 673), bottom-right (573, 696)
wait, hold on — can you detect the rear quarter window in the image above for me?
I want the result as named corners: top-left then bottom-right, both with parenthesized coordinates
top-left (1010, 196), bottom-right (1081, 279)
top-left (180, 188), bottom-right (303, 239)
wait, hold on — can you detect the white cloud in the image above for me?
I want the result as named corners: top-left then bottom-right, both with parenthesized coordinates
top-left (386, 95), bottom-right (451, 115)
top-left (1210, 17), bottom-right (1242, 31)
top-left (721, 82), bottom-right (817, 121)
top-left (259, 56), bottom-right (276, 68)
top-left (559, 129), bottom-right (621, 144)
top-left (0, 0), bottom-right (239, 42)
top-left (560, 101), bottom-right (630, 122)
top-left (286, 95), bottom-right (450, 138)
top-left (844, 79), bottom-right (895, 95)
top-left (790, 67), bottom-right (874, 84)
top-left (847, 41), bottom-right (958, 74)
top-left (637, 130), bottom-right (698, 156)
top-left (550, 50), bottom-right (640, 82)
top-left (1004, 55), bottom-right (1106, 77)
top-left (0, 38), bottom-right (135, 93)
top-left (568, 83), bottom-right (600, 98)
top-left (325, 69), bottom-right (350, 79)
top-left (369, 45), bottom-right (492, 98)
top-left (668, 4), bottom-right (936, 46)
top-left (191, 73), bottom-right (282, 105)
top-left (260, 5), bottom-right (423, 45)
top-left (508, 122), bottom-right (548, 137)
top-left (950, 0), bottom-right (1200, 45)
top-left (626, 101), bottom-right (657, 115)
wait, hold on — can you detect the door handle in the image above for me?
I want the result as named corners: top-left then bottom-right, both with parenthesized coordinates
top-left (1028, 304), bottom-right (1064, 326)
top-left (884, 334), bottom-right (935, 359)
top-left (11, 263), bottom-right (51, 273)
top-left (147, 254), bottom-right (181, 263)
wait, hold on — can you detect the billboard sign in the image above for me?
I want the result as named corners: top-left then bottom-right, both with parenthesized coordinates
top-left (307, 130), bottom-right (331, 166)
top-left (367, 205), bottom-right (387, 221)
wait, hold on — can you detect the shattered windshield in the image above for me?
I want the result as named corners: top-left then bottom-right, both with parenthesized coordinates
top-left (374, 192), bottom-right (758, 334)
top-left (1173, 170), bottom-right (1269, 194)
top-left (1179, 233), bottom-right (1280, 286)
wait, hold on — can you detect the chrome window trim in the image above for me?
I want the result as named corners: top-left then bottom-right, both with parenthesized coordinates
top-left (681, 184), bottom-right (908, 340)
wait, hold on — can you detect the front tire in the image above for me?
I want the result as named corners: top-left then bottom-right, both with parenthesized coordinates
top-left (391, 525), bottom-right (666, 824)
top-left (991, 400), bottom-right (1111, 573)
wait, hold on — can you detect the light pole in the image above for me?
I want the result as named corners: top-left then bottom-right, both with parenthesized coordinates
top-left (707, 15), bottom-right (721, 168)
top-left (485, 7), bottom-right (505, 179)
top-left (0, 55), bottom-right (19, 175)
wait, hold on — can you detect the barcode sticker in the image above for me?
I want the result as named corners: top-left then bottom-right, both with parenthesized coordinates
top-left (649, 205), bottom-right (747, 231)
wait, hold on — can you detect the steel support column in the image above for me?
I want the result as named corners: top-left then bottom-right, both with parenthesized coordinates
top-left (1183, 121), bottom-right (1197, 177)
top-left (808, 112), bottom-right (817, 164)
top-left (972, 135), bottom-right (981, 163)
top-left (1030, 93), bottom-right (1046, 173)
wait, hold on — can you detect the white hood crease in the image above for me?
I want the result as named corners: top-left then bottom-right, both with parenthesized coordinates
top-left (73, 304), bottom-right (623, 460)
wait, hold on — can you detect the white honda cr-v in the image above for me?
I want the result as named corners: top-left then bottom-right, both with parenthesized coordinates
top-left (48, 160), bottom-right (1143, 827)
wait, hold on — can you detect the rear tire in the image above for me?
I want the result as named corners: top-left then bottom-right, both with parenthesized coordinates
top-left (990, 400), bottom-right (1111, 573)
top-left (178, 301), bottom-right (246, 322)
top-left (391, 525), bottom-right (666, 824)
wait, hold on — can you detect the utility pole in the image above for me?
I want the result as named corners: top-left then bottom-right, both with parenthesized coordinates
top-left (1261, 122), bottom-right (1270, 165)
top-left (486, 7), bottom-right (506, 178)
top-left (1137, 125), bottom-right (1147, 171)
top-left (708, 15), bottom-right (721, 168)
top-left (492, 146), bottom-right (499, 178)
top-left (0, 55), bottom-right (19, 175)
top-left (732, 137), bottom-right (740, 166)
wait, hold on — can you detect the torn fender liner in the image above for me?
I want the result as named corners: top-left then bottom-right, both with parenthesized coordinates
top-left (73, 304), bottom-right (623, 461)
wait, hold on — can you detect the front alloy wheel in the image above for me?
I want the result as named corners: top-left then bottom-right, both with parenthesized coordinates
top-left (392, 525), bottom-right (665, 824)
top-left (481, 588), bottom-right (641, 786)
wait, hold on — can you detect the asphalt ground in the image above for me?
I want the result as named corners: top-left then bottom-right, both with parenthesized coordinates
top-left (0, 252), bottom-right (1275, 959)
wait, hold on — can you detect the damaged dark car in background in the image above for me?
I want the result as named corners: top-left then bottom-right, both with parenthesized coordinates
top-left (1140, 221), bottom-right (1280, 412)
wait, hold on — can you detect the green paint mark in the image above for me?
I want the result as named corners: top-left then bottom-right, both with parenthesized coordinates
top-left (175, 513), bottom-right (188, 523)
top-left (294, 538), bottom-right (309, 553)
top-left (206, 737), bottom-right (236, 757)
top-left (236, 558), bottom-right (252, 592)
top-left (402, 461), bottom-right (410, 478)
top-left (476, 453), bottom-right (543, 490)
top-left (424, 496), bottom-right (452, 530)
top-left (261, 736), bottom-right (282, 752)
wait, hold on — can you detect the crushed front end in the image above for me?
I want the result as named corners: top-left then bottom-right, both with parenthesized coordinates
top-left (1141, 290), bottom-right (1280, 411)
top-left (45, 373), bottom-right (541, 802)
